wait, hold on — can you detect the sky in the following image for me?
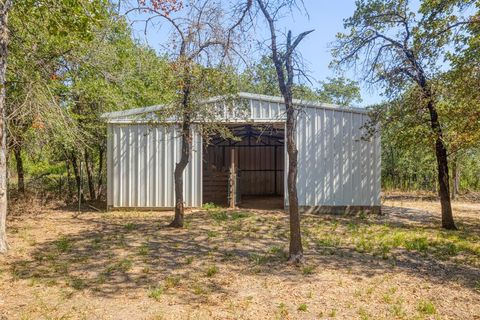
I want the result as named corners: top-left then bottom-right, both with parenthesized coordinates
top-left (125, 0), bottom-right (385, 107)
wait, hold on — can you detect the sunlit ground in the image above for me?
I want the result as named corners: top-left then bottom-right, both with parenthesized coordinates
top-left (0, 196), bottom-right (479, 319)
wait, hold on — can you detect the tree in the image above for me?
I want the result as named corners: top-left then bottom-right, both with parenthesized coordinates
top-left (240, 54), bottom-right (321, 101)
top-left (59, 14), bottom-right (175, 202)
top-left (254, 0), bottom-right (313, 263)
top-left (0, 0), bottom-right (12, 253)
top-left (317, 77), bottom-right (362, 106)
top-left (128, 0), bottom-right (251, 227)
top-left (333, 0), bottom-right (479, 230)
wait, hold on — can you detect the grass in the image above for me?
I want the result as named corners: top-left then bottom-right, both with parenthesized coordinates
top-left (4, 198), bottom-right (480, 319)
top-left (148, 285), bottom-right (164, 301)
top-left (164, 275), bottom-right (181, 289)
top-left (205, 265), bottom-right (219, 277)
top-left (123, 222), bottom-right (137, 231)
top-left (277, 303), bottom-right (289, 318)
top-left (297, 303), bottom-right (308, 312)
top-left (417, 300), bottom-right (436, 315)
top-left (302, 265), bottom-right (315, 275)
top-left (306, 216), bottom-right (480, 266)
top-left (54, 236), bottom-right (72, 253)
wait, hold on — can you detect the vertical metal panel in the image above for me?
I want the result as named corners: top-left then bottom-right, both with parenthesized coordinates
top-left (107, 124), bottom-right (202, 208)
top-left (294, 107), bottom-right (381, 206)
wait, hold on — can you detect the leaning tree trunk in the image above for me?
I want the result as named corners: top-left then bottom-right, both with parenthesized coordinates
top-left (0, 0), bottom-right (11, 254)
top-left (84, 149), bottom-right (96, 200)
top-left (13, 144), bottom-right (24, 195)
top-left (426, 98), bottom-right (456, 230)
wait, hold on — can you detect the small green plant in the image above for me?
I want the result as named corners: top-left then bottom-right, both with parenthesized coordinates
top-left (277, 303), bottom-right (289, 318)
top-left (185, 256), bottom-right (194, 265)
top-left (249, 253), bottom-right (268, 265)
top-left (202, 202), bottom-right (218, 210)
top-left (382, 293), bottom-right (393, 304)
top-left (358, 308), bottom-right (370, 320)
top-left (124, 222), bottom-right (137, 231)
top-left (475, 280), bottom-right (480, 292)
top-left (55, 236), bottom-right (72, 253)
top-left (210, 211), bottom-right (229, 222)
top-left (164, 275), bottom-right (181, 289)
top-left (138, 244), bottom-right (149, 256)
top-left (106, 258), bottom-right (133, 273)
top-left (297, 303), bottom-right (308, 312)
top-left (231, 211), bottom-right (251, 220)
top-left (205, 265), bottom-right (219, 277)
top-left (69, 277), bottom-right (85, 290)
top-left (328, 309), bottom-right (337, 317)
top-left (302, 265), bottom-right (315, 275)
top-left (405, 237), bottom-right (429, 252)
top-left (207, 230), bottom-right (219, 238)
top-left (391, 304), bottom-right (406, 318)
top-left (192, 283), bottom-right (207, 295)
top-left (358, 211), bottom-right (368, 220)
top-left (148, 285), bottom-right (164, 301)
top-left (417, 299), bottom-right (436, 315)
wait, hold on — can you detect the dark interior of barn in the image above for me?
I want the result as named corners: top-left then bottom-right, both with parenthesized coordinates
top-left (202, 124), bottom-right (285, 210)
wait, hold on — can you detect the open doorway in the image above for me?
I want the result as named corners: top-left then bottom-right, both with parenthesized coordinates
top-left (202, 124), bottom-right (285, 210)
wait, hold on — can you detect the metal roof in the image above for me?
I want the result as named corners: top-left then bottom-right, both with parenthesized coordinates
top-left (101, 92), bottom-right (369, 122)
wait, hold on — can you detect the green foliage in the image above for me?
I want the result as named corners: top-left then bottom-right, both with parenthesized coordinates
top-left (417, 300), bottom-right (437, 315)
top-left (317, 77), bottom-right (362, 106)
top-left (205, 265), bottom-right (219, 277)
top-left (148, 285), bottom-right (164, 301)
top-left (297, 303), bottom-right (308, 312)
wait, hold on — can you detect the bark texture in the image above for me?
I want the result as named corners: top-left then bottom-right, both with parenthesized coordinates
top-left (0, 0), bottom-right (12, 254)
top-left (170, 84), bottom-right (191, 228)
top-left (257, 0), bottom-right (313, 262)
top-left (84, 150), bottom-right (96, 200)
top-left (13, 144), bottom-right (24, 194)
top-left (426, 99), bottom-right (456, 229)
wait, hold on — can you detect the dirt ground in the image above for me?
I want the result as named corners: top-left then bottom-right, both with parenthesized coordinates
top-left (0, 195), bottom-right (479, 320)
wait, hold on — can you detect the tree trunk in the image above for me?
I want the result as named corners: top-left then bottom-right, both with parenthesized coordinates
top-left (426, 99), bottom-right (456, 230)
top-left (84, 150), bottom-right (96, 200)
top-left (170, 82), bottom-right (192, 228)
top-left (285, 100), bottom-right (303, 262)
top-left (0, 0), bottom-right (11, 254)
top-left (13, 144), bottom-right (24, 195)
top-left (170, 120), bottom-right (191, 228)
top-left (97, 145), bottom-right (104, 199)
top-left (66, 160), bottom-right (73, 200)
top-left (284, 32), bottom-right (304, 263)
top-left (71, 154), bottom-right (84, 202)
top-left (451, 154), bottom-right (460, 200)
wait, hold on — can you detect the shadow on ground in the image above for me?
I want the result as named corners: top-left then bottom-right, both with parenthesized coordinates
top-left (6, 203), bottom-right (480, 302)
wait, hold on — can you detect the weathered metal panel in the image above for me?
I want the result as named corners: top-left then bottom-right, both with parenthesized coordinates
top-left (107, 124), bottom-right (202, 208)
top-left (292, 107), bottom-right (381, 207)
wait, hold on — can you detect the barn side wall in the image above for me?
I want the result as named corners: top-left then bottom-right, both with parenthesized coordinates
top-left (107, 124), bottom-right (202, 208)
top-left (294, 107), bottom-right (381, 207)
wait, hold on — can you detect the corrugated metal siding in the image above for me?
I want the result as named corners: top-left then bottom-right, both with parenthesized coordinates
top-left (294, 107), bottom-right (381, 206)
top-left (106, 94), bottom-right (380, 208)
top-left (107, 124), bottom-right (202, 208)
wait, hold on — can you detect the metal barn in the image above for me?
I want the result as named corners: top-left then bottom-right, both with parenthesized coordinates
top-left (102, 92), bottom-right (381, 213)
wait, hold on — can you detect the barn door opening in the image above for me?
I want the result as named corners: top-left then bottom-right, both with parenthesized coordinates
top-left (202, 124), bottom-right (285, 210)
